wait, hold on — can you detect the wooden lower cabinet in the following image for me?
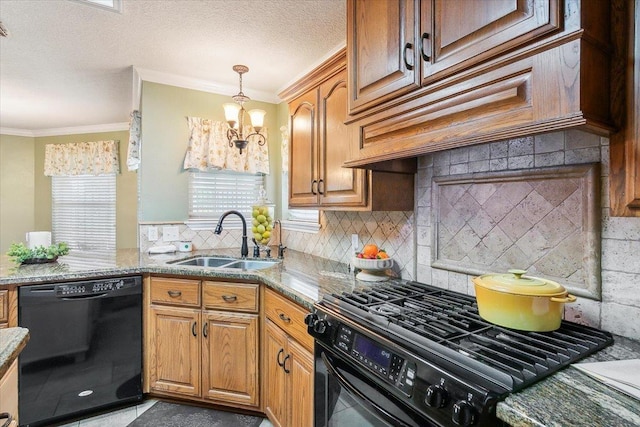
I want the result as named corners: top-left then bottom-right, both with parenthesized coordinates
top-left (148, 305), bottom-right (201, 396)
top-left (146, 277), bottom-right (260, 409)
top-left (0, 360), bottom-right (19, 425)
top-left (202, 310), bottom-right (259, 406)
top-left (264, 319), bottom-right (314, 427)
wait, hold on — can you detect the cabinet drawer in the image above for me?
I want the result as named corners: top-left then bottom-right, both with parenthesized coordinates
top-left (264, 289), bottom-right (313, 351)
top-left (203, 281), bottom-right (259, 313)
top-left (150, 277), bottom-right (201, 307)
top-left (0, 290), bottom-right (7, 323)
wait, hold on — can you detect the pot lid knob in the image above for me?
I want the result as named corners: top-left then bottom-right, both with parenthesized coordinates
top-left (508, 269), bottom-right (527, 279)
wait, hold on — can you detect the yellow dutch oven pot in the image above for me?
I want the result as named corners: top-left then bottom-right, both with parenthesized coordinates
top-left (472, 269), bottom-right (577, 332)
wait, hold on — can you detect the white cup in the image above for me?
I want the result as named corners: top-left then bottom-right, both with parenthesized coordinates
top-left (26, 231), bottom-right (52, 249)
top-left (178, 241), bottom-right (193, 252)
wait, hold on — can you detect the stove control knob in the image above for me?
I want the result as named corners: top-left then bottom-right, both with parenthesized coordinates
top-left (313, 319), bottom-right (328, 334)
top-left (304, 313), bottom-right (318, 326)
top-left (424, 384), bottom-right (448, 408)
top-left (452, 400), bottom-right (476, 426)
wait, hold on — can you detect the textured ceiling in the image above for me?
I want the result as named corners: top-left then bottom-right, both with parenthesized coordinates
top-left (0, 0), bottom-right (345, 133)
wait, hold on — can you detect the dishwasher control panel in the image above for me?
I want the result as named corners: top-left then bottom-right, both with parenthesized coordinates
top-left (56, 278), bottom-right (126, 296)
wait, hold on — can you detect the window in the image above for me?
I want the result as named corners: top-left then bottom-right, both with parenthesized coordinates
top-left (188, 170), bottom-right (264, 228)
top-left (52, 175), bottom-right (116, 251)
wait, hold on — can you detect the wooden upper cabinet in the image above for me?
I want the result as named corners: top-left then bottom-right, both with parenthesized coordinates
top-left (348, 0), bottom-right (420, 114)
top-left (422, 0), bottom-right (560, 84)
top-left (319, 72), bottom-right (366, 206)
top-left (289, 89), bottom-right (318, 206)
top-left (348, 0), bottom-right (560, 115)
top-left (610, 0), bottom-right (640, 217)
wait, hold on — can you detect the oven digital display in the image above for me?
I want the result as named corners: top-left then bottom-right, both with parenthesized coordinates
top-left (352, 334), bottom-right (392, 369)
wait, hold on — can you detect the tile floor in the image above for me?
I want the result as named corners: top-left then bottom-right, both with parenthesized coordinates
top-left (56, 399), bottom-right (273, 427)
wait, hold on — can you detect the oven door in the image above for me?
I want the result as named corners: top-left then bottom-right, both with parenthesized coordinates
top-left (315, 342), bottom-right (435, 427)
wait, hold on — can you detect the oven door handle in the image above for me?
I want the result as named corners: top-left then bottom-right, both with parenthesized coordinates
top-left (321, 352), bottom-right (412, 427)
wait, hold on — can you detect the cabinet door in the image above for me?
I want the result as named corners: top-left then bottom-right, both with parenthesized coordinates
top-left (421, 0), bottom-right (560, 83)
top-left (289, 89), bottom-right (319, 207)
top-left (202, 311), bottom-right (259, 407)
top-left (148, 306), bottom-right (201, 397)
top-left (347, 0), bottom-right (420, 114)
top-left (0, 360), bottom-right (18, 424)
top-left (264, 320), bottom-right (288, 427)
top-left (318, 70), bottom-right (366, 207)
top-left (288, 339), bottom-right (314, 427)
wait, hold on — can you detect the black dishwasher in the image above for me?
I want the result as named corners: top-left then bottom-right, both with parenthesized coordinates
top-left (18, 276), bottom-right (143, 427)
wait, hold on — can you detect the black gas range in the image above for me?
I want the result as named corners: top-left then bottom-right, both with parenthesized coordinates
top-left (306, 281), bottom-right (613, 427)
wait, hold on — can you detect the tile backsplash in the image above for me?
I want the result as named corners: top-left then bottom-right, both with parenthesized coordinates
top-left (138, 129), bottom-right (640, 341)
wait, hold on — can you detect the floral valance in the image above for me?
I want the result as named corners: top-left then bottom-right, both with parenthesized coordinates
top-left (127, 110), bottom-right (141, 171)
top-left (44, 140), bottom-right (120, 176)
top-left (183, 117), bottom-right (269, 175)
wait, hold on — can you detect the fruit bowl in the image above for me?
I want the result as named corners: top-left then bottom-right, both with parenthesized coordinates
top-left (352, 256), bottom-right (394, 281)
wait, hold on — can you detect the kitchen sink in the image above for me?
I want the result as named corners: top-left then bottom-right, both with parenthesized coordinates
top-left (221, 260), bottom-right (279, 270)
top-left (169, 256), bottom-right (278, 270)
top-left (170, 256), bottom-right (236, 267)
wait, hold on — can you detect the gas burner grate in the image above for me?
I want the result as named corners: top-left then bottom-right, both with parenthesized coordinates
top-left (322, 281), bottom-right (613, 391)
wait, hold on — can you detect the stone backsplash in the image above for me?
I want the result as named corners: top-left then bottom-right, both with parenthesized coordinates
top-left (137, 129), bottom-right (640, 340)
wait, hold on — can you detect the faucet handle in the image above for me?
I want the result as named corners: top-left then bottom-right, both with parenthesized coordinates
top-left (265, 247), bottom-right (272, 258)
top-left (278, 244), bottom-right (287, 259)
top-left (252, 239), bottom-right (260, 258)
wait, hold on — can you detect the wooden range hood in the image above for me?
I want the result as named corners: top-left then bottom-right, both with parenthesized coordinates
top-left (342, 0), bottom-right (619, 171)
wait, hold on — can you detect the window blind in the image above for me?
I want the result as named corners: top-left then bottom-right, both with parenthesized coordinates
top-left (52, 175), bottom-right (116, 252)
top-left (189, 171), bottom-right (264, 228)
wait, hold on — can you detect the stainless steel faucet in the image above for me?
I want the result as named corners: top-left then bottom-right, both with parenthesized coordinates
top-left (214, 210), bottom-right (248, 258)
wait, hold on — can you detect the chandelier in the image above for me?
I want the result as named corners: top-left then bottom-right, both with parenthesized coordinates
top-left (223, 65), bottom-right (266, 154)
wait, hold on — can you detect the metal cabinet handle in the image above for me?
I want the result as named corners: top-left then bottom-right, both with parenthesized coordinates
top-left (421, 33), bottom-right (431, 61)
top-left (167, 290), bottom-right (182, 298)
top-left (277, 348), bottom-right (285, 367)
top-left (283, 354), bottom-right (291, 373)
top-left (311, 179), bottom-right (318, 195)
top-left (192, 321), bottom-right (197, 337)
top-left (0, 412), bottom-right (13, 427)
top-left (318, 179), bottom-right (325, 195)
top-left (279, 312), bottom-right (291, 323)
top-left (222, 295), bottom-right (237, 302)
top-left (203, 322), bottom-right (208, 338)
top-left (404, 42), bottom-right (414, 70)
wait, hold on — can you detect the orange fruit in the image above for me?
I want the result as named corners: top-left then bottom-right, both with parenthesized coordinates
top-left (362, 244), bottom-right (378, 258)
top-left (377, 251), bottom-right (389, 259)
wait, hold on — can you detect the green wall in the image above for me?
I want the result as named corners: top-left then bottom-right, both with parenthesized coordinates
top-left (0, 134), bottom-right (36, 252)
top-left (139, 82), bottom-right (284, 222)
top-left (0, 131), bottom-right (138, 252)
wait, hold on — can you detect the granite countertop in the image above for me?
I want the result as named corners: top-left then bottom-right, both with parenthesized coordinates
top-left (498, 335), bottom-right (640, 427)
top-left (0, 248), bottom-right (382, 309)
top-left (0, 327), bottom-right (29, 378)
top-left (1, 249), bottom-right (639, 426)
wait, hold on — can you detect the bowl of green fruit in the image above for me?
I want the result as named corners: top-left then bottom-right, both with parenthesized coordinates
top-left (7, 242), bottom-right (70, 265)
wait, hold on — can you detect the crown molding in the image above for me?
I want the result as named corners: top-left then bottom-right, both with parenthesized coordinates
top-left (1, 122), bottom-right (129, 138)
top-left (134, 67), bottom-right (280, 104)
top-left (276, 41), bottom-right (347, 99)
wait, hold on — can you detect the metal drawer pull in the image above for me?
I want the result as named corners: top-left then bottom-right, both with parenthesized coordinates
top-left (222, 295), bottom-right (237, 302)
top-left (277, 348), bottom-right (285, 367)
top-left (283, 354), bottom-right (291, 373)
top-left (318, 179), bottom-right (325, 195)
top-left (404, 42), bottom-right (414, 70)
top-left (192, 321), bottom-right (197, 337)
top-left (279, 313), bottom-right (291, 322)
top-left (311, 179), bottom-right (318, 195)
top-left (203, 322), bottom-right (208, 338)
top-left (167, 290), bottom-right (182, 298)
